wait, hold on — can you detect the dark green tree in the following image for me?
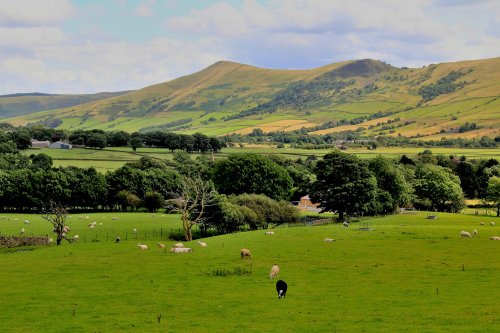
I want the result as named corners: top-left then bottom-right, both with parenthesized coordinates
top-left (413, 164), bottom-right (464, 212)
top-left (310, 150), bottom-right (378, 220)
top-left (213, 153), bottom-right (293, 201)
top-left (486, 176), bottom-right (500, 217)
top-left (144, 191), bottom-right (164, 212)
top-left (86, 133), bottom-right (107, 149)
top-left (30, 153), bottom-right (53, 170)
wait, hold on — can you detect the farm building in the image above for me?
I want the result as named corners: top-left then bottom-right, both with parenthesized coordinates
top-left (30, 139), bottom-right (50, 148)
top-left (298, 195), bottom-right (320, 212)
top-left (49, 141), bottom-right (72, 149)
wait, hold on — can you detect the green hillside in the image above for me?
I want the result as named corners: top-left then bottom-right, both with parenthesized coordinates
top-left (5, 57), bottom-right (500, 140)
top-left (0, 91), bottom-right (132, 120)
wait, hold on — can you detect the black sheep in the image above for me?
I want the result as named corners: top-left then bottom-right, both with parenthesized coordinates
top-left (276, 280), bottom-right (287, 299)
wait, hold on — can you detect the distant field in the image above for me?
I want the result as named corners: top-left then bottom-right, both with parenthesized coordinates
top-left (22, 146), bottom-right (500, 171)
top-left (0, 211), bottom-right (499, 332)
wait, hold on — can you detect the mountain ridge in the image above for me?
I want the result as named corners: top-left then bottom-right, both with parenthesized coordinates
top-left (3, 57), bottom-right (500, 141)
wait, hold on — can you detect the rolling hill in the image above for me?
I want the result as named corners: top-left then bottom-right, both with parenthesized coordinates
top-left (4, 57), bottom-right (500, 140)
top-left (0, 91), bottom-right (132, 120)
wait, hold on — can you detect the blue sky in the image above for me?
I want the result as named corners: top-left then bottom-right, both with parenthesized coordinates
top-left (0, 0), bottom-right (498, 95)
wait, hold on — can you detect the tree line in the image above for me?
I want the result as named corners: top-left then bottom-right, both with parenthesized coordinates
top-left (0, 124), bottom-right (224, 153)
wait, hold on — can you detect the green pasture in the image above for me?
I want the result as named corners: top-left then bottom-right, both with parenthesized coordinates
top-left (1, 212), bottom-right (499, 332)
top-left (22, 146), bottom-right (500, 172)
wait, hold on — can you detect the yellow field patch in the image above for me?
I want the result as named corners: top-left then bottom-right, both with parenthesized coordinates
top-left (231, 119), bottom-right (317, 134)
top-left (310, 116), bottom-right (394, 135)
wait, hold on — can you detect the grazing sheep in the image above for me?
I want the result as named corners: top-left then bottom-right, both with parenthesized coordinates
top-left (460, 230), bottom-right (472, 238)
top-left (20, 228), bottom-right (25, 235)
top-left (170, 247), bottom-right (192, 253)
top-left (48, 237), bottom-right (53, 244)
top-left (72, 235), bottom-right (79, 242)
top-left (158, 243), bottom-right (166, 248)
top-left (269, 264), bottom-right (279, 279)
top-left (265, 231), bottom-right (275, 235)
top-left (240, 248), bottom-right (252, 259)
top-left (490, 236), bottom-right (500, 241)
top-left (480, 222), bottom-right (485, 225)
top-left (138, 243), bottom-right (148, 250)
top-left (89, 225), bottom-right (95, 230)
top-left (84, 216), bottom-right (90, 220)
top-left (173, 243), bottom-right (184, 248)
top-left (343, 221), bottom-right (349, 228)
top-left (24, 219), bottom-right (30, 224)
top-left (473, 229), bottom-right (478, 236)
top-left (112, 217), bottom-right (118, 220)
top-left (324, 238), bottom-right (335, 242)
top-left (276, 280), bottom-right (287, 299)
top-left (198, 240), bottom-right (207, 247)
top-left (491, 221), bottom-right (495, 226)
top-left (115, 236), bottom-right (121, 243)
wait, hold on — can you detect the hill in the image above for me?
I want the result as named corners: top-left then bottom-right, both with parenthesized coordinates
top-left (0, 91), bottom-right (133, 120)
top-left (4, 57), bottom-right (500, 140)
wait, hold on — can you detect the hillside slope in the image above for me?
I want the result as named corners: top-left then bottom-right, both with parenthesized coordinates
top-left (5, 57), bottom-right (500, 140)
top-left (0, 91), bottom-right (132, 120)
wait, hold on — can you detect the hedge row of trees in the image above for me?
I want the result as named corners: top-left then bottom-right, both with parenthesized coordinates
top-left (0, 124), bottom-right (224, 153)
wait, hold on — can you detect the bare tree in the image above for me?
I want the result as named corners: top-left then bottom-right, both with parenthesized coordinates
top-left (168, 177), bottom-right (216, 241)
top-left (41, 202), bottom-right (70, 245)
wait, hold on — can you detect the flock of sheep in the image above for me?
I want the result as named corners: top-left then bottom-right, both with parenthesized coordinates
top-left (134, 230), bottom-right (287, 298)
top-left (461, 221), bottom-right (499, 240)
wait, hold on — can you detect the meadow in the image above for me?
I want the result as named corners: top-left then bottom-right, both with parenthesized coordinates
top-left (22, 146), bottom-right (500, 172)
top-left (1, 211), bottom-right (499, 332)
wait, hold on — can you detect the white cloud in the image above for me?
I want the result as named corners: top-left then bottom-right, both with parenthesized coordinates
top-left (167, 0), bottom-right (500, 68)
top-left (0, 0), bottom-right (498, 95)
top-left (0, 0), bottom-right (74, 27)
top-left (135, 4), bottom-right (153, 17)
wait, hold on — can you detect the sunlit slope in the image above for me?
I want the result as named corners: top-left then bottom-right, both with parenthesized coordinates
top-left (0, 91), bottom-right (132, 119)
top-left (6, 57), bottom-right (500, 139)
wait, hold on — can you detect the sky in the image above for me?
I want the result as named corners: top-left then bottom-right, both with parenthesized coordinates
top-left (0, 0), bottom-right (499, 95)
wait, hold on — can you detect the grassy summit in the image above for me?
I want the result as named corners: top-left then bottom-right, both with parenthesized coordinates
top-left (5, 57), bottom-right (500, 140)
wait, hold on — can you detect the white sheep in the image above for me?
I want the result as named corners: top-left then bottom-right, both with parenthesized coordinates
top-left (72, 235), bottom-right (79, 241)
top-left (20, 228), bottom-right (25, 235)
top-left (343, 221), bottom-right (349, 228)
top-left (240, 248), bottom-right (252, 259)
top-left (84, 216), bottom-right (90, 220)
top-left (265, 231), bottom-right (275, 235)
top-left (198, 240), bottom-right (207, 247)
top-left (490, 236), bottom-right (500, 241)
top-left (24, 219), bottom-right (30, 224)
top-left (158, 243), bottom-right (166, 248)
top-left (112, 217), bottom-right (118, 220)
top-left (269, 264), bottom-right (280, 279)
top-left (48, 237), bottom-right (53, 244)
top-left (324, 238), bottom-right (335, 242)
top-left (170, 247), bottom-right (192, 253)
top-left (460, 230), bottom-right (472, 238)
top-left (480, 222), bottom-right (485, 225)
top-left (473, 229), bottom-right (478, 236)
top-left (491, 221), bottom-right (495, 226)
top-left (138, 243), bottom-right (148, 250)
top-left (133, 228), bottom-right (137, 233)
top-left (173, 242), bottom-right (184, 248)
top-left (89, 224), bottom-right (95, 230)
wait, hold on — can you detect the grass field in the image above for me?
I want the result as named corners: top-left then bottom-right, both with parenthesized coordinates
top-left (0, 211), bottom-right (499, 332)
top-left (21, 146), bottom-right (500, 172)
